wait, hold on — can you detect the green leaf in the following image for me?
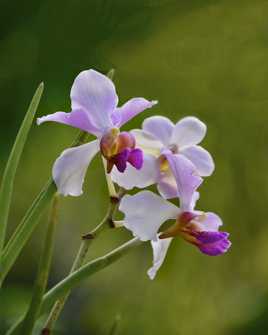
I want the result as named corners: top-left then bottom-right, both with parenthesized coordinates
top-left (1, 131), bottom-right (88, 286)
top-left (0, 83), bottom-right (44, 255)
top-left (0, 180), bottom-right (56, 284)
top-left (20, 195), bottom-right (59, 335)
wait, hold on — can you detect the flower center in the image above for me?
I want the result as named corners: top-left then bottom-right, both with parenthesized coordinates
top-left (100, 129), bottom-right (143, 173)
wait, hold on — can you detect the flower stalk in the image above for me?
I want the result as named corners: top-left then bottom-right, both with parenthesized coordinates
top-left (41, 189), bottom-right (124, 334)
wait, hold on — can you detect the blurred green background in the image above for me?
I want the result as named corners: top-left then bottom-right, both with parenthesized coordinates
top-left (1, 0), bottom-right (268, 334)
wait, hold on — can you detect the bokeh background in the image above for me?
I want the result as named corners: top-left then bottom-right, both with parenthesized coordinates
top-left (1, 0), bottom-right (268, 334)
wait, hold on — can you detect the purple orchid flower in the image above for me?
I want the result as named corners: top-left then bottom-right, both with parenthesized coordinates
top-left (37, 69), bottom-right (157, 196)
top-left (119, 153), bottom-right (231, 279)
top-left (111, 115), bottom-right (214, 199)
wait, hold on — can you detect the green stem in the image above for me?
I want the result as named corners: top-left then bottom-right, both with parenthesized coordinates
top-left (41, 195), bottom-right (121, 334)
top-left (6, 237), bottom-right (142, 335)
top-left (20, 195), bottom-right (59, 335)
top-left (0, 83), bottom-right (44, 263)
top-left (41, 237), bottom-right (141, 313)
top-left (0, 131), bottom-right (88, 286)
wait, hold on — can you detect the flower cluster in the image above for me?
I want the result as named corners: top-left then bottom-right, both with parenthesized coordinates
top-left (38, 69), bottom-right (231, 279)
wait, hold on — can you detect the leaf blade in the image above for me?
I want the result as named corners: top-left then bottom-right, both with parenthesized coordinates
top-left (0, 83), bottom-right (44, 254)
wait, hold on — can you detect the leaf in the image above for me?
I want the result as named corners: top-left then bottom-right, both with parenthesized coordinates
top-left (20, 195), bottom-right (59, 335)
top-left (1, 131), bottom-right (88, 285)
top-left (0, 83), bottom-right (44, 256)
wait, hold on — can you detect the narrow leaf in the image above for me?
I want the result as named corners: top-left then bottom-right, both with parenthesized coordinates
top-left (20, 195), bottom-right (59, 335)
top-left (0, 83), bottom-right (44, 255)
top-left (0, 180), bottom-right (56, 284)
top-left (7, 237), bottom-right (142, 335)
top-left (1, 131), bottom-right (87, 285)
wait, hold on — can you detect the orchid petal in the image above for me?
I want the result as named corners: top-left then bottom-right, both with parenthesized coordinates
top-left (111, 154), bottom-right (159, 190)
top-left (127, 148), bottom-right (143, 169)
top-left (195, 212), bottom-right (223, 231)
top-left (171, 117), bottom-right (207, 148)
top-left (52, 140), bottom-right (99, 196)
top-left (112, 98), bottom-right (157, 127)
top-left (37, 109), bottom-right (100, 136)
top-left (165, 154), bottom-right (203, 211)
top-left (143, 116), bottom-right (174, 146)
top-left (181, 145), bottom-right (214, 177)
top-left (157, 169), bottom-right (178, 199)
top-left (119, 191), bottom-right (180, 241)
top-left (196, 231), bottom-right (231, 256)
top-left (131, 129), bottom-right (163, 156)
top-left (71, 69), bottom-right (117, 131)
top-left (147, 237), bottom-right (173, 280)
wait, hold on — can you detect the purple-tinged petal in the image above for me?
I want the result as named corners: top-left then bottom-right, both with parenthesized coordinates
top-left (52, 140), bottom-right (99, 196)
top-left (112, 98), bottom-right (158, 127)
top-left (171, 117), bottom-right (207, 149)
top-left (195, 231), bottom-right (231, 256)
top-left (127, 148), bottom-right (143, 170)
top-left (147, 236), bottom-right (173, 280)
top-left (120, 191), bottom-right (180, 241)
top-left (112, 149), bottom-right (130, 173)
top-left (181, 145), bottom-right (214, 177)
top-left (165, 153), bottom-right (203, 211)
top-left (194, 212), bottom-right (223, 232)
top-left (37, 109), bottom-right (101, 136)
top-left (143, 116), bottom-right (174, 146)
top-left (111, 153), bottom-right (159, 190)
top-left (71, 69), bottom-right (117, 132)
top-left (157, 169), bottom-right (178, 199)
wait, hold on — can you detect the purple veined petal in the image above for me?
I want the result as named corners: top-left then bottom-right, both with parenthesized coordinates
top-left (165, 153), bottom-right (203, 211)
top-left (171, 117), bottom-right (207, 149)
top-left (112, 98), bottom-right (158, 127)
top-left (181, 145), bottom-right (215, 177)
top-left (37, 109), bottom-right (101, 136)
top-left (119, 191), bottom-right (180, 241)
top-left (70, 69), bottom-right (117, 132)
top-left (111, 153), bottom-right (159, 190)
top-left (196, 231), bottom-right (231, 256)
top-left (52, 140), bottom-right (99, 196)
top-left (147, 236), bottom-right (173, 280)
top-left (143, 116), bottom-right (175, 146)
top-left (131, 129), bottom-right (163, 156)
top-left (127, 148), bottom-right (143, 170)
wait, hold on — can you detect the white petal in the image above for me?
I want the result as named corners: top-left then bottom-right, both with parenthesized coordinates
top-left (70, 69), bottom-right (117, 131)
top-left (143, 116), bottom-right (174, 146)
top-left (131, 129), bottom-right (163, 157)
top-left (147, 237), bottom-right (173, 280)
top-left (111, 154), bottom-right (159, 190)
top-left (181, 145), bottom-right (215, 176)
top-left (52, 140), bottom-right (99, 196)
top-left (119, 191), bottom-right (180, 241)
top-left (171, 117), bottom-right (207, 148)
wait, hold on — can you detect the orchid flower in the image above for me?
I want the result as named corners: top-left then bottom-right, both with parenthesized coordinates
top-left (111, 115), bottom-right (214, 199)
top-left (37, 69), bottom-right (157, 196)
top-left (119, 153), bottom-right (231, 279)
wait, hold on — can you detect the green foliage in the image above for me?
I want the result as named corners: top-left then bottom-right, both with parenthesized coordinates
top-left (0, 83), bottom-right (43, 257)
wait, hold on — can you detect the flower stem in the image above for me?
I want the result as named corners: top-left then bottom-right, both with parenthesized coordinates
top-left (41, 237), bottom-right (142, 313)
top-left (41, 193), bottom-right (122, 334)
